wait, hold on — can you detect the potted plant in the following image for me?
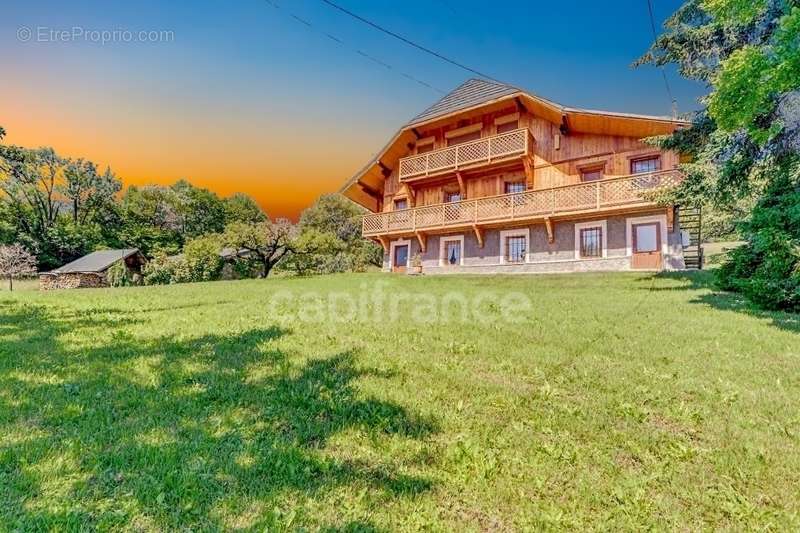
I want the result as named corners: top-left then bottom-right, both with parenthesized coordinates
top-left (410, 253), bottom-right (423, 275)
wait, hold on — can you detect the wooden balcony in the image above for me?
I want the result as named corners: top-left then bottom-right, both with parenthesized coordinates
top-left (363, 170), bottom-right (683, 237)
top-left (398, 128), bottom-right (533, 182)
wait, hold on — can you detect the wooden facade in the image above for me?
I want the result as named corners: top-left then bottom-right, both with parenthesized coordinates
top-left (340, 79), bottom-right (690, 273)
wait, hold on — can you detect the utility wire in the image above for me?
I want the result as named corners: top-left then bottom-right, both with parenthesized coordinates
top-left (645, 0), bottom-right (678, 117)
top-left (264, 0), bottom-right (445, 94)
top-left (319, 0), bottom-right (502, 83)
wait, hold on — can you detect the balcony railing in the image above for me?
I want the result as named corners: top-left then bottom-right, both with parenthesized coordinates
top-left (363, 169), bottom-right (683, 237)
top-left (398, 128), bottom-right (532, 181)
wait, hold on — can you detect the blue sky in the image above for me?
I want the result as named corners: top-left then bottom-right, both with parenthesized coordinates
top-left (1, 0), bottom-right (704, 217)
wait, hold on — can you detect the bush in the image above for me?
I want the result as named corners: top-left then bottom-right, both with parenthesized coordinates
top-left (716, 163), bottom-right (800, 311)
top-left (142, 252), bottom-right (179, 285)
top-left (179, 235), bottom-right (223, 282)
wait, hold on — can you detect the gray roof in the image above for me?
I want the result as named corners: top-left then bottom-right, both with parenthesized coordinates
top-left (50, 249), bottom-right (140, 274)
top-left (406, 78), bottom-right (522, 126)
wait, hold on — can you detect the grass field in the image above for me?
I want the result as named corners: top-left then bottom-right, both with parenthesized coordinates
top-left (1, 272), bottom-right (799, 531)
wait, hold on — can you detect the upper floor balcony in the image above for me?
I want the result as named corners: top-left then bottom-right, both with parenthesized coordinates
top-left (398, 128), bottom-right (533, 182)
top-left (363, 169), bottom-right (683, 237)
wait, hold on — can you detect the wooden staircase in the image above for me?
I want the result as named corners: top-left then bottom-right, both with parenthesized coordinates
top-left (680, 206), bottom-right (703, 269)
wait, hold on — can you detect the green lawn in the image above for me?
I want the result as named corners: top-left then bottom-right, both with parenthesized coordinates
top-left (1, 272), bottom-right (799, 531)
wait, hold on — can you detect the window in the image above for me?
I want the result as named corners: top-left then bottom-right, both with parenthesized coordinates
top-left (444, 240), bottom-right (461, 265)
top-left (394, 198), bottom-right (408, 211)
top-left (631, 156), bottom-right (661, 174)
top-left (500, 229), bottom-right (529, 264)
top-left (447, 130), bottom-right (481, 146)
top-left (574, 220), bottom-right (607, 260)
top-left (581, 165), bottom-right (604, 182)
top-left (579, 227), bottom-right (603, 258)
top-left (445, 191), bottom-right (461, 203)
top-left (417, 142), bottom-right (434, 154)
top-left (504, 181), bottom-right (526, 194)
top-left (496, 120), bottom-right (519, 134)
top-left (506, 236), bottom-right (526, 263)
top-left (439, 235), bottom-right (464, 266)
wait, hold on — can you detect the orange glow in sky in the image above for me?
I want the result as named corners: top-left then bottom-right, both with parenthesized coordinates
top-left (1, 80), bottom-right (378, 220)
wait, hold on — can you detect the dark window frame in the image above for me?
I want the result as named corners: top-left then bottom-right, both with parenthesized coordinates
top-left (579, 227), bottom-right (603, 258)
top-left (506, 235), bottom-right (527, 264)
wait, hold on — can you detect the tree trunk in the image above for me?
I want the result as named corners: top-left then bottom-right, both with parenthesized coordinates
top-left (8, 276), bottom-right (12, 292)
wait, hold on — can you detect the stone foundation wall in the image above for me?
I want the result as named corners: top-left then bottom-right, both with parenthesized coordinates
top-left (382, 210), bottom-right (686, 274)
top-left (39, 272), bottom-right (107, 290)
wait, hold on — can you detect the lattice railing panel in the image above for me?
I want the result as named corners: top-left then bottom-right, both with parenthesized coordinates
top-left (427, 148), bottom-right (456, 172)
top-left (554, 182), bottom-right (597, 211)
top-left (514, 189), bottom-right (551, 216)
top-left (398, 156), bottom-right (428, 178)
top-left (456, 139), bottom-right (489, 165)
top-left (398, 128), bottom-right (529, 180)
top-left (475, 196), bottom-right (512, 221)
top-left (414, 205), bottom-right (445, 229)
top-left (490, 130), bottom-right (526, 157)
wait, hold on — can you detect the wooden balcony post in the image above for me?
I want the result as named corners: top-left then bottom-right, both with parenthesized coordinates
top-left (596, 182), bottom-right (601, 209)
top-left (488, 136), bottom-right (493, 163)
top-left (511, 195), bottom-right (516, 219)
top-left (412, 209), bottom-right (417, 231)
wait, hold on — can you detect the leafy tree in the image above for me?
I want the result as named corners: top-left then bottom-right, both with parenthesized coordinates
top-left (61, 159), bottom-right (121, 225)
top-left (637, 0), bottom-right (800, 309)
top-left (0, 243), bottom-right (37, 291)
top-left (0, 146), bottom-right (65, 237)
top-left (222, 219), bottom-right (297, 278)
top-left (171, 180), bottom-right (226, 238)
top-left (117, 185), bottom-right (184, 256)
top-left (299, 194), bottom-right (383, 271)
top-left (280, 228), bottom-right (344, 276)
top-left (223, 193), bottom-right (267, 224)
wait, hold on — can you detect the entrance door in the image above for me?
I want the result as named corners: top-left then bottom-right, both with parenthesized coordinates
top-left (631, 222), bottom-right (662, 269)
top-left (392, 244), bottom-right (409, 273)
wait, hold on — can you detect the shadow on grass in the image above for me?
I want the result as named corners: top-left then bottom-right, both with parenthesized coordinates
top-left (637, 270), bottom-right (800, 334)
top-left (0, 300), bottom-right (437, 530)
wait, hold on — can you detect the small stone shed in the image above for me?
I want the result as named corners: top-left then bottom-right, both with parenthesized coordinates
top-left (40, 249), bottom-right (146, 290)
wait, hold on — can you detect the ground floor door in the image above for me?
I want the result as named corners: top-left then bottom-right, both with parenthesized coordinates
top-left (631, 222), bottom-right (662, 269)
top-left (392, 244), bottom-right (409, 273)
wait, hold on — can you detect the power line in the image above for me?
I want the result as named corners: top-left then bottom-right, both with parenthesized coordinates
top-left (264, 0), bottom-right (445, 94)
top-left (319, 0), bottom-right (502, 83)
top-left (646, 0), bottom-right (678, 117)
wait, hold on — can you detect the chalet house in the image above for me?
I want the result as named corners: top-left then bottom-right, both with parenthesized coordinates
top-left (40, 249), bottom-right (146, 290)
top-left (341, 79), bottom-right (701, 274)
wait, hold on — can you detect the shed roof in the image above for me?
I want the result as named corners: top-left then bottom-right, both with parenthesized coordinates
top-left (49, 249), bottom-right (140, 274)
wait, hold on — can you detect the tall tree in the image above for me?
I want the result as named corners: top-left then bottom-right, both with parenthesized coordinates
top-left (637, 0), bottom-right (800, 309)
top-left (61, 159), bottom-right (122, 225)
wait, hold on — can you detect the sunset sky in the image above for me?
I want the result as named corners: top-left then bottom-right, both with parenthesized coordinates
top-left (1, 0), bottom-right (704, 220)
